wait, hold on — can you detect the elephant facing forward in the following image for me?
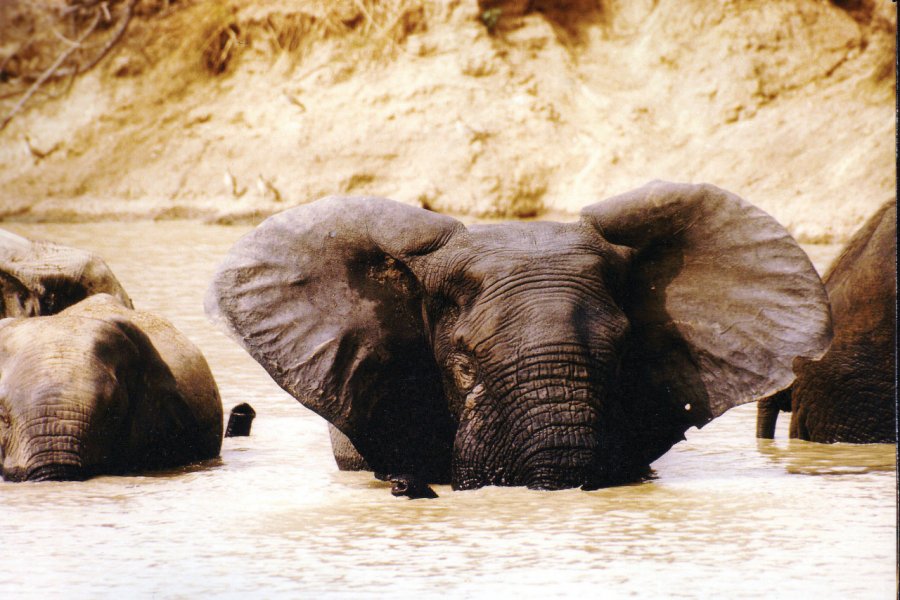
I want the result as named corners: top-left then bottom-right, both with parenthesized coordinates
top-left (757, 199), bottom-right (896, 443)
top-left (0, 294), bottom-right (223, 481)
top-left (207, 181), bottom-right (831, 492)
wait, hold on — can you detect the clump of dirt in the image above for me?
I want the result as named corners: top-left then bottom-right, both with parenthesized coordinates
top-left (0, 0), bottom-right (895, 242)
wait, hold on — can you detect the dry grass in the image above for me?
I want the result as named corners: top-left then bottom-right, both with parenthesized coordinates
top-left (244, 0), bottom-right (430, 62)
top-left (1, 0), bottom-right (433, 94)
top-left (1, 0), bottom-right (893, 235)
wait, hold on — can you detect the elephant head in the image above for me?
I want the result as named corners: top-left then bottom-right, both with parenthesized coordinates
top-left (207, 181), bottom-right (832, 490)
top-left (0, 295), bottom-right (222, 482)
top-left (0, 229), bottom-right (133, 316)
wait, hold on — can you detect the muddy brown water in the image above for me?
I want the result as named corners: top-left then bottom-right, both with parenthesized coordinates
top-left (0, 222), bottom-right (895, 598)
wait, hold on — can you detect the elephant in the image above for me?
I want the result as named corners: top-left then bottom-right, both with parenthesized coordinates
top-left (757, 199), bottom-right (896, 443)
top-left (0, 294), bottom-right (223, 481)
top-left (0, 228), bottom-right (132, 316)
top-left (206, 181), bottom-right (832, 492)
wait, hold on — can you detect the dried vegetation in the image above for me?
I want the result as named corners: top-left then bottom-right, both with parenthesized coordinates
top-left (0, 0), bottom-right (895, 238)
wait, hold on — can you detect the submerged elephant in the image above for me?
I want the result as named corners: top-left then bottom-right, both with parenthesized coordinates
top-left (0, 294), bottom-right (223, 481)
top-left (757, 200), bottom-right (896, 443)
top-left (0, 228), bottom-right (132, 316)
top-left (206, 181), bottom-right (831, 491)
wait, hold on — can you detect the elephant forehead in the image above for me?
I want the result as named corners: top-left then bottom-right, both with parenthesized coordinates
top-left (0, 316), bottom-right (121, 361)
top-left (455, 222), bottom-right (618, 280)
top-left (467, 220), bottom-right (582, 249)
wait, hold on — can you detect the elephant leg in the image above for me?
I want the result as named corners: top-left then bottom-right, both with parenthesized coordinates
top-left (756, 388), bottom-right (792, 438)
top-left (328, 424), bottom-right (371, 471)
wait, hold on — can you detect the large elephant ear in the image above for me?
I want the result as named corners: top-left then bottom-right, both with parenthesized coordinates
top-left (581, 181), bottom-right (832, 460)
top-left (206, 197), bottom-right (464, 479)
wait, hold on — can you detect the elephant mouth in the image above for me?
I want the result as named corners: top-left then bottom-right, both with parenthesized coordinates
top-left (451, 379), bottom-right (638, 491)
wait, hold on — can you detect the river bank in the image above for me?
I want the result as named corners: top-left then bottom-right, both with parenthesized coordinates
top-left (0, 1), bottom-right (895, 242)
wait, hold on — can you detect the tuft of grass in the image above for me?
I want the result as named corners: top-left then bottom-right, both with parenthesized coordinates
top-left (201, 20), bottom-right (243, 75)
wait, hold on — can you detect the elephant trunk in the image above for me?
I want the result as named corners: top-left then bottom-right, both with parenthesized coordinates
top-left (19, 432), bottom-right (89, 481)
top-left (514, 421), bottom-right (603, 490)
top-left (452, 358), bottom-right (633, 490)
top-left (2, 446), bottom-right (86, 482)
top-left (756, 388), bottom-right (792, 439)
top-left (9, 395), bottom-right (96, 481)
top-left (27, 459), bottom-right (87, 482)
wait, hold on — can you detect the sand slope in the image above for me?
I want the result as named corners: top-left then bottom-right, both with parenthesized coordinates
top-left (0, 0), bottom-right (895, 241)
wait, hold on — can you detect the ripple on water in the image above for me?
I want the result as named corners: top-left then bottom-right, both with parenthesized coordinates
top-left (0, 224), bottom-right (894, 599)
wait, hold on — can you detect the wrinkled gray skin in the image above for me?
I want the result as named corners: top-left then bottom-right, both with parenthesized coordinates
top-left (207, 181), bottom-right (832, 492)
top-left (0, 228), bottom-right (132, 317)
top-left (757, 200), bottom-right (896, 443)
top-left (0, 294), bottom-right (223, 482)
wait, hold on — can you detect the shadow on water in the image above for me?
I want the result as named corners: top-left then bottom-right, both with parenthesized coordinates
top-left (756, 438), bottom-right (897, 476)
top-left (138, 456), bottom-right (226, 478)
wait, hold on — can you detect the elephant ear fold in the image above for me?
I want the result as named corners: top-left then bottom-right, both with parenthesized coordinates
top-left (205, 197), bottom-right (464, 478)
top-left (581, 181), bottom-right (831, 449)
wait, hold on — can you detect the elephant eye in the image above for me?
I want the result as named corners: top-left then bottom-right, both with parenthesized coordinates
top-left (449, 353), bottom-right (477, 391)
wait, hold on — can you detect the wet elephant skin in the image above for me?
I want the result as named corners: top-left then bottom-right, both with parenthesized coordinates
top-left (208, 181), bottom-right (832, 491)
top-left (0, 295), bottom-right (223, 481)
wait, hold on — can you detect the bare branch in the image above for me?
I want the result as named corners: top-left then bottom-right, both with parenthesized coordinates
top-left (0, 8), bottom-right (101, 132)
top-left (64, 0), bottom-right (138, 76)
top-left (0, 0), bottom-right (138, 132)
top-left (51, 27), bottom-right (82, 47)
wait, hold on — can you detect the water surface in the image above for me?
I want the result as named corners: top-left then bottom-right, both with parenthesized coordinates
top-left (0, 223), bottom-right (894, 598)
